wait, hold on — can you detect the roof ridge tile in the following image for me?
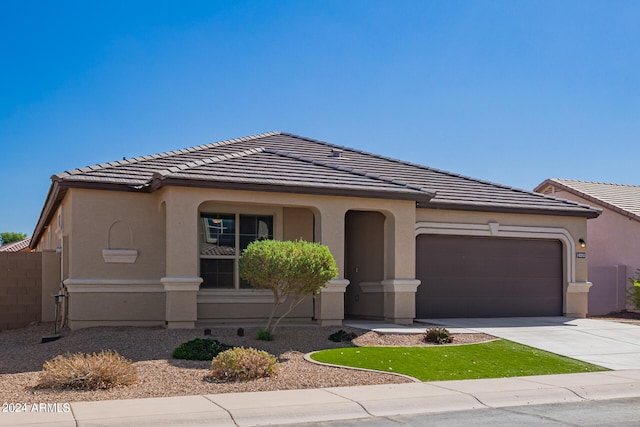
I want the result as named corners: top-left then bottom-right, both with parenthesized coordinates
top-left (265, 148), bottom-right (435, 197)
top-left (278, 132), bottom-right (543, 196)
top-left (553, 178), bottom-right (640, 188)
top-left (151, 147), bottom-right (267, 180)
top-left (59, 131), bottom-right (282, 176)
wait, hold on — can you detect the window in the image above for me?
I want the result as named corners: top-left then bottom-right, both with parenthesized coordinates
top-left (200, 213), bottom-right (273, 289)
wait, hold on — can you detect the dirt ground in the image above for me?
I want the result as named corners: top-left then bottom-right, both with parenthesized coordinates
top-left (591, 310), bottom-right (640, 326)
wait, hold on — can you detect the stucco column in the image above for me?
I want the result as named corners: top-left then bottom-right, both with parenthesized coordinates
top-left (565, 224), bottom-right (591, 318)
top-left (162, 277), bottom-right (203, 329)
top-left (161, 189), bottom-right (201, 329)
top-left (383, 205), bottom-right (421, 324)
top-left (566, 282), bottom-right (592, 318)
top-left (383, 280), bottom-right (421, 324)
top-left (313, 205), bottom-right (349, 326)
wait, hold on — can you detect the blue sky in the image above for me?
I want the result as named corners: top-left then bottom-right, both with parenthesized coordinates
top-left (2, 1), bottom-right (639, 236)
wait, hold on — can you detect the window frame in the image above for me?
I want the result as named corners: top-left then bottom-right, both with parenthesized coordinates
top-left (199, 211), bottom-right (275, 290)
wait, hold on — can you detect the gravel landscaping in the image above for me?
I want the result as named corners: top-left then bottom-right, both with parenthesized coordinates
top-left (6, 313), bottom-right (634, 405)
top-left (0, 322), bottom-right (493, 404)
top-left (592, 311), bottom-right (640, 326)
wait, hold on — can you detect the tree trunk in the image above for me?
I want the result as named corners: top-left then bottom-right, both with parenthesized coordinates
top-left (270, 295), bottom-right (307, 335)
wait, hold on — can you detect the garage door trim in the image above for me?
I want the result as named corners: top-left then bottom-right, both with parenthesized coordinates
top-left (415, 221), bottom-right (576, 285)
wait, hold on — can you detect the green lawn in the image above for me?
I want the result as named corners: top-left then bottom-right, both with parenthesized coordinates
top-left (310, 340), bottom-right (606, 381)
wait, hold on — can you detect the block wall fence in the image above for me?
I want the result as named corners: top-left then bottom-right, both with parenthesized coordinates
top-left (0, 251), bottom-right (60, 331)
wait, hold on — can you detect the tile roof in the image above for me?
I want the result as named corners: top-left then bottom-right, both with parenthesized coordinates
top-left (0, 238), bottom-right (31, 252)
top-left (33, 132), bottom-right (599, 247)
top-left (535, 179), bottom-right (640, 221)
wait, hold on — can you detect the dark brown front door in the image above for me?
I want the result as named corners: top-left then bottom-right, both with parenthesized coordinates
top-left (416, 235), bottom-right (563, 318)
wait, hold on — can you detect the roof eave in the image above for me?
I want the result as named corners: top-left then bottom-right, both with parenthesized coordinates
top-left (31, 180), bottom-right (64, 249)
top-left (536, 179), bottom-right (637, 221)
top-left (151, 177), bottom-right (434, 203)
top-left (418, 200), bottom-right (601, 219)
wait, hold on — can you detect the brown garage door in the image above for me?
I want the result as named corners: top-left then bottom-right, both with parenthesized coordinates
top-left (416, 235), bottom-right (563, 318)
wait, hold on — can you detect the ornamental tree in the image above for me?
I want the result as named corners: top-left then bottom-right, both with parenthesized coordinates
top-left (0, 232), bottom-right (27, 245)
top-left (239, 239), bottom-right (338, 336)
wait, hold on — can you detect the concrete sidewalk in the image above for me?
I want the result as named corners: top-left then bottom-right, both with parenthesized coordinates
top-left (3, 370), bottom-right (640, 426)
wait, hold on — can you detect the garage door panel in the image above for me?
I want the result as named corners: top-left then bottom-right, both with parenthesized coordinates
top-left (426, 297), bottom-right (560, 318)
top-left (416, 235), bottom-right (563, 318)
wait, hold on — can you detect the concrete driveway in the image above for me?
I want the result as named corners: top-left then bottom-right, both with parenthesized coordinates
top-left (421, 317), bottom-right (640, 370)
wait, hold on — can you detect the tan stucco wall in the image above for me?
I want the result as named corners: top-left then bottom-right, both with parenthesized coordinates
top-left (283, 207), bottom-right (314, 241)
top-left (198, 297), bottom-right (313, 323)
top-left (35, 197), bottom-right (68, 253)
top-left (41, 250), bottom-right (61, 322)
top-left (67, 291), bottom-right (165, 327)
top-left (66, 189), bottom-right (166, 280)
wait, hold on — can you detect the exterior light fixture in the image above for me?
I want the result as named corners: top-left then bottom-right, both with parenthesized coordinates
top-left (579, 238), bottom-right (586, 248)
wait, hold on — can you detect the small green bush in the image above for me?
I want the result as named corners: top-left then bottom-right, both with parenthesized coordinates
top-left (627, 269), bottom-right (640, 309)
top-left (423, 327), bottom-right (453, 344)
top-left (209, 347), bottom-right (278, 382)
top-left (37, 350), bottom-right (137, 390)
top-left (328, 329), bottom-right (358, 342)
top-left (256, 329), bottom-right (273, 341)
top-left (172, 338), bottom-right (232, 361)
top-left (240, 239), bottom-right (338, 335)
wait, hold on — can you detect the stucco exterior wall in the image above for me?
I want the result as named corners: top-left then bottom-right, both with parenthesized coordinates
top-left (50, 185), bottom-right (419, 328)
top-left (43, 182), bottom-right (593, 328)
top-left (35, 196), bottom-right (68, 253)
top-left (543, 189), bottom-right (640, 314)
top-left (158, 186), bottom-right (417, 279)
top-left (67, 292), bottom-right (166, 329)
top-left (68, 189), bottom-right (166, 280)
top-left (197, 297), bottom-right (313, 323)
top-left (282, 207), bottom-right (314, 241)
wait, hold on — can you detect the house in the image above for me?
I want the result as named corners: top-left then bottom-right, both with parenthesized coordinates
top-left (0, 238), bottom-right (31, 252)
top-left (535, 179), bottom-right (640, 315)
top-left (30, 132), bottom-right (599, 329)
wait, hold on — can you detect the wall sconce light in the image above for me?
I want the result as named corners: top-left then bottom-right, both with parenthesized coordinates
top-left (579, 238), bottom-right (586, 248)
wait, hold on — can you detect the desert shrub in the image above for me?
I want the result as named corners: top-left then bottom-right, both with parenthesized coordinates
top-left (37, 350), bottom-right (137, 390)
top-left (209, 347), bottom-right (278, 382)
top-left (328, 329), bottom-right (358, 342)
top-left (627, 269), bottom-right (640, 309)
top-left (239, 239), bottom-right (338, 335)
top-left (423, 327), bottom-right (453, 344)
top-left (256, 329), bottom-right (274, 341)
top-left (172, 338), bottom-right (232, 360)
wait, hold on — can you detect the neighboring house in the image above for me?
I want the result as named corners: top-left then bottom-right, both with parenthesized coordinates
top-left (30, 132), bottom-right (599, 330)
top-left (535, 179), bottom-right (640, 315)
top-left (0, 238), bottom-right (31, 252)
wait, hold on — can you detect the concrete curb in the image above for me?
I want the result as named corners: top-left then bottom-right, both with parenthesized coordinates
top-left (4, 370), bottom-right (640, 426)
top-left (303, 351), bottom-right (422, 382)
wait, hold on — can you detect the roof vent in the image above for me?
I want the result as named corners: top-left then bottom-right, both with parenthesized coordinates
top-left (330, 148), bottom-right (344, 158)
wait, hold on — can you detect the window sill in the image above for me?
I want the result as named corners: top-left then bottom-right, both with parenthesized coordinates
top-left (102, 249), bottom-right (138, 263)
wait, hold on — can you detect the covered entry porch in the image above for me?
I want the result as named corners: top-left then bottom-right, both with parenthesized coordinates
top-left (160, 187), bottom-right (422, 328)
